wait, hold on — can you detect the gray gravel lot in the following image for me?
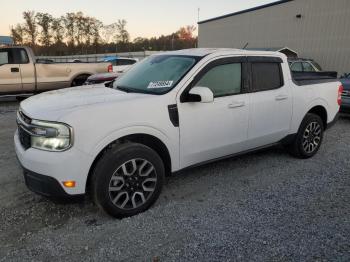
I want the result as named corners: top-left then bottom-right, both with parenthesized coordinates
top-left (0, 100), bottom-right (349, 261)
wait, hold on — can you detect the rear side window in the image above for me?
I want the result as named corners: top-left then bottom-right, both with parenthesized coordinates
top-left (195, 63), bottom-right (242, 97)
top-left (251, 63), bottom-right (283, 92)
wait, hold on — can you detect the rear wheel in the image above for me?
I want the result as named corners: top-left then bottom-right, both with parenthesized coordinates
top-left (91, 143), bottom-right (165, 218)
top-left (287, 113), bottom-right (324, 159)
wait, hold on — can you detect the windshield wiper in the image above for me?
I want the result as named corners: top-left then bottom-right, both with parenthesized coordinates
top-left (115, 85), bottom-right (157, 95)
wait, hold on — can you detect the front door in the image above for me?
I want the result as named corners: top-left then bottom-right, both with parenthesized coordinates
top-left (177, 57), bottom-right (250, 168)
top-left (0, 48), bottom-right (22, 94)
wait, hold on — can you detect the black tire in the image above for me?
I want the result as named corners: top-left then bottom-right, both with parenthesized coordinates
top-left (286, 113), bottom-right (324, 159)
top-left (71, 74), bottom-right (90, 87)
top-left (91, 142), bottom-right (165, 218)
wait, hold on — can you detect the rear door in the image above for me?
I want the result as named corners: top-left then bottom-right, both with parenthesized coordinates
top-left (247, 57), bottom-right (292, 148)
top-left (0, 48), bottom-right (22, 94)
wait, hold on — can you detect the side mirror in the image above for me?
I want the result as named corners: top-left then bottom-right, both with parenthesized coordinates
top-left (188, 86), bottom-right (214, 103)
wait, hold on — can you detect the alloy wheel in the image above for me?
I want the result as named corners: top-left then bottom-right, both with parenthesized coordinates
top-left (302, 121), bottom-right (322, 154)
top-left (108, 158), bottom-right (157, 210)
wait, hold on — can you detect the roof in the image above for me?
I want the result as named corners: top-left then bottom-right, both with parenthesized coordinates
top-left (157, 48), bottom-right (285, 58)
top-left (0, 36), bottom-right (13, 45)
top-left (198, 0), bottom-right (294, 24)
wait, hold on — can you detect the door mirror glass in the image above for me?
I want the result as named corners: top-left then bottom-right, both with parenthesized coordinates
top-left (188, 86), bottom-right (214, 103)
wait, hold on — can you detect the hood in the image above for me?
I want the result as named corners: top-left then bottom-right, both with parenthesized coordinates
top-left (20, 85), bottom-right (149, 120)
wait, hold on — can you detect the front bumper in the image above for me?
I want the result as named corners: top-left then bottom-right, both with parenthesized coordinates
top-left (14, 129), bottom-right (93, 196)
top-left (23, 168), bottom-right (76, 198)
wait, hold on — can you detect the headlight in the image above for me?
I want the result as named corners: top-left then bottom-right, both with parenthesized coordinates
top-left (30, 120), bottom-right (73, 152)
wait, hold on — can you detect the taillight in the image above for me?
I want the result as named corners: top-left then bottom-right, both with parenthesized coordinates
top-left (108, 64), bottom-right (113, 73)
top-left (338, 84), bottom-right (343, 106)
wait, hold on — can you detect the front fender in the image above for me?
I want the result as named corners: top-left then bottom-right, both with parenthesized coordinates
top-left (91, 125), bottom-right (180, 171)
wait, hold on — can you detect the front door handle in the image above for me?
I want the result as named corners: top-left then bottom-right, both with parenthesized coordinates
top-left (11, 67), bottom-right (19, 73)
top-left (228, 101), bottom-right (245, 108)
top-left (275, 94), bottom-right (288, 101)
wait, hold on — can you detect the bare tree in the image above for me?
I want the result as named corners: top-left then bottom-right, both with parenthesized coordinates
top-left (63, 12), bottom-right (76, 46)
top-left (91, 18), bottom-right (103, 53)
top-left (115, 19), bottom-right (130, 43)
top-left (11, 24), bottom-right (25, 45)
top-left (36, 12), bottom-right (53, 47)
top-left (101, 23), bottom-right (118, 43)
top-left (51, 17), bottom-right (64, 44)
top-left (75, 12), bottom-right (86, 47)
top-left (23, 11), bottom-right (37, 46)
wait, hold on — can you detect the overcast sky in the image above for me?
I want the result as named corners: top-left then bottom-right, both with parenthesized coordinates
top-left (0, 0), bottom-right (276, 39)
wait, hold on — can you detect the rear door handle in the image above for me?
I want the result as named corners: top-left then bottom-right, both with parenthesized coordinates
top-left (275, 94), bottom-right (288, 101)
top-left (11, 67), bottom-right (19, 73)
top-left (228, 101), bottom-right (245, 108)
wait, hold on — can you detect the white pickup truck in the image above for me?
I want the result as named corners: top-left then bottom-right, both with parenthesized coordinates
top-left (14, 48), bottom-right (342, 218)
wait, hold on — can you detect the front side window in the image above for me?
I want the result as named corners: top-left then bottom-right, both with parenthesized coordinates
top-left (0, 50), bottom-right (11, 65)
top-left (113, 55), bottom-right (198, 94)
top-left (194, 63), bottom-right (242, 97)
top-left (302, 62), bottom-right (315, 72)
top-left (251, 63), bottom-right (283, 92)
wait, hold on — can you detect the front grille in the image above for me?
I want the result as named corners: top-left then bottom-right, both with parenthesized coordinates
top-left (342, 90), bottom-right (350, 97)
top-left (17, 110), bottom-right (32, 150)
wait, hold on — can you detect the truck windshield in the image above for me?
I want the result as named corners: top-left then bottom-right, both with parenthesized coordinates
top-left (113, 55), bottom-right (198, 94)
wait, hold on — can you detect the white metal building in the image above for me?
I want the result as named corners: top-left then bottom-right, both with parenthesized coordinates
top-left (198, 0), bottom-right (350, 76)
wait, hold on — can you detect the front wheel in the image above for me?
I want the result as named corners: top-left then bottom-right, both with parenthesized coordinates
top-left (91, 143), bottom-right (165, 218)
top-left (286, 113), bottom-right (324, 159)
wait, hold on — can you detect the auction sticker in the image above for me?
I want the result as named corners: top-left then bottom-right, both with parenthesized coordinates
top-left (148, 81), bottom-right (174, 89)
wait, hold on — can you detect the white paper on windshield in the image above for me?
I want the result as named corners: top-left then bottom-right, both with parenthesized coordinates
top-left (147, 81), bottom-right (174, 89)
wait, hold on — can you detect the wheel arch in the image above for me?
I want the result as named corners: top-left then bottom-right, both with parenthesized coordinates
top-left (307, 105), bottom-right (328, 129)
top-left (70, 72), bottom-right (93, 86)
top-left (86, 133), bottom-right (173, 193)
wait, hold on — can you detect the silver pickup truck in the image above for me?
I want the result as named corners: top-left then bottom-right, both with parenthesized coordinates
top-left (0, 46), bottom-right (112, 97)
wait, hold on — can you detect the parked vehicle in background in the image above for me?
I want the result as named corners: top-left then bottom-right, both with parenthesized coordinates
top-left (289, 58), bottom-right (338, 80)
top-left (0, 46), bottom-right (112, 97)
top-left (340, 77), bottom-right (350, 113)
top-left (69, 59), bottom-right (83, 63)
top-left (84, 72), bottom-right (121, 85)
top-left (289, 58), bottom-right (323, 72)
top-left (15, 48), bottom-right (341, 218)
top-left (102, 56), bottom-right (138, 73)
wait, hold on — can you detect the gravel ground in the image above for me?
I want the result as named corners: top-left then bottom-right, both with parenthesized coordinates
top-left (0, 100), bottom-right (349, 261)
